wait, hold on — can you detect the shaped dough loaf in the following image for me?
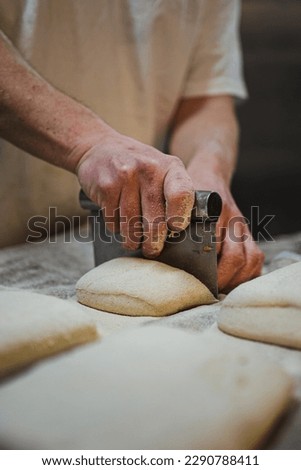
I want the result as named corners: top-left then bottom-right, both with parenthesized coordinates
top-left (76, 257), bottom-right (216, 317)
top-left (0, 290), bottom-right (98, 376)
top-left (218, 262), bottom-right (301, 348)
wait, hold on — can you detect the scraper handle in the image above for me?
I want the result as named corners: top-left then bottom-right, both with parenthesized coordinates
top-left (192, 191), bottom-right (222, 221)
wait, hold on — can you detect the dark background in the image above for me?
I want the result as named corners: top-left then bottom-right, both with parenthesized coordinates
top-left (232, 0), bottom-right (301, 239)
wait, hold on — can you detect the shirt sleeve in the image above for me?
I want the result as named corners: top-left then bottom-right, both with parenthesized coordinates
top-left (182, 0), bottom-right (247, 100)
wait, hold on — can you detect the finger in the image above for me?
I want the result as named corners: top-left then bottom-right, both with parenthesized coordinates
top-left (119, 185), bottom-right (142, 251)
top-left (218, 224), bottom-right (264, 293)
top-left (163, 162), bottom-right (194, 231)
top-left (87, 174), bottom-right (122, 234)
top-left (140, 187), bottom-right (167, 258)
top-left (227, 232), bottom-right (264, 288)
top-left (217, 234), bottom-right (246, 293)
top-left (100, 191), bottom-right (121, 234)
top-left (215, 220), bottom-right (227, 256)
top-left (218, 217), bottom-right (249, 291)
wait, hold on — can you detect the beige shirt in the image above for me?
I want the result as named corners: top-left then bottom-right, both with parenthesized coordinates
top-left (0, 0), bottom-right (247, 247)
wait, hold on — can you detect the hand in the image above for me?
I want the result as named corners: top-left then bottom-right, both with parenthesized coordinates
top-left (75, 129), bottom-right (195, 257)
top-left (168, 95), bottom-right (263, 292)
top-left (214, 183), bottom-right (264, 293)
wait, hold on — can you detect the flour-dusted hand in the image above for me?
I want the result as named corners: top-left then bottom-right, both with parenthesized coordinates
top-left (75, 129), bottom-right (194, 257)
top-left (170, 96), bottom-right (265, 293)
top-left (213, 184), bottom-right (264, 293)
top-left (0, 31), bottom-right (194, 257)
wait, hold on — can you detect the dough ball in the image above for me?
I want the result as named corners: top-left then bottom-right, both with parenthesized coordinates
top-left (76, 257), bottom-right (216, 317)
top-left (0, 290), bottom-right (98, 376)
top-left (218, 262), bottom-right (301, 349)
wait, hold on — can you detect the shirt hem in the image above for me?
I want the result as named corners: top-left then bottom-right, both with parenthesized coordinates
top-left (182, 78), bottom-right (248, 100)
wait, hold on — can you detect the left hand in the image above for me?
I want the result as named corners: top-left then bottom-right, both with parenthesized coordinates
top-left (213, 182), bottom-right (264, 293)
top-left (169, 95), bottom-right (264, 292)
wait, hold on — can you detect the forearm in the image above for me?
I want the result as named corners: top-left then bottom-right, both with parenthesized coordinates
top-left (0, 32), bottom-right (195, 257)
top-left (169, 95), bottom-right (239, 188)
top-left (0, 30), bottom-right (109, 172)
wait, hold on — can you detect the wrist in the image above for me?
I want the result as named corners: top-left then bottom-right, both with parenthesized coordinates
top-left (64, 116), bottom-right (115, 174)
top-left (186, 151), bottom-right (235, 191)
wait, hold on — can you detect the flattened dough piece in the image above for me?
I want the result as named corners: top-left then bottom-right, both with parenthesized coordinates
top-left (0, 326), bottom-right (293, 449)
top-left (0, 290), bottom-right (98, 376)
top-left (218, 262), bottom-right (301, 349)
top-left (76, 257), bottom-right (216, 317)
top-left (219, 306), bottom-right (301, 349)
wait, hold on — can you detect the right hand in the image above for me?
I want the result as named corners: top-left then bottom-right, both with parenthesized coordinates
top-left (75, 129), bottom-right (195, 257)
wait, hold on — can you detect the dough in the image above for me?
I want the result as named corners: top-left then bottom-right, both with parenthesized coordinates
top-left (0, 290), bottom-right (98, 376)
top-left (222, 261), bottom-right (301, 308)
top-left (218, 262), bottom-right (301, 349)
top-left (219, 307), bottom-right (301, 349)
top-left (76, 257), bottom-right (216, 317)
top-left (0, 326), bottom-right (292, 449)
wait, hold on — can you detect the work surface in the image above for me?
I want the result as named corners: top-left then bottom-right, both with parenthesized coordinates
top-left (0, 230), bottom-right (301, 449)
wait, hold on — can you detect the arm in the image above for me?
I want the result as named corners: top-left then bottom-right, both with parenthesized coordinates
top-left (169, 95), bottom-right (264, 292)
top-left (0, 31), bottom-right (194, 256)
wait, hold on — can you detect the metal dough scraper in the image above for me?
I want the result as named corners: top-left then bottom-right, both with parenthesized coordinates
top-left (79, 190), bottom-right (222, 297)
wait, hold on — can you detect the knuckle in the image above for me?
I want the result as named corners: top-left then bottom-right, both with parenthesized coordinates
top-left (173, 188), bottom-right (194, 203)
top-left (118, 163), bottom-right (136, 180)
top-left (99, 178), bottom-right (116, 196)
top-left (168, 154), bottom-right (185, 168)
top-left (140, 160), bottom-right (162, 182)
